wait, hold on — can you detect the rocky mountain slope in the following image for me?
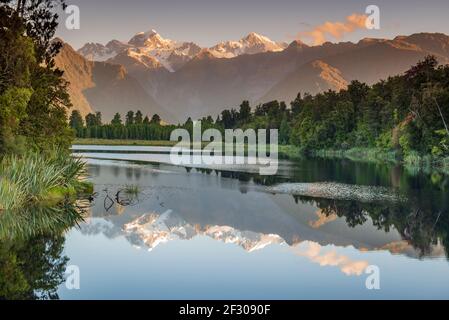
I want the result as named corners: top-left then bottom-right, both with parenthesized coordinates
top-left (64, 32), bottom-right (449, 122)
top-left (55, 41), bottom-right (173, 121)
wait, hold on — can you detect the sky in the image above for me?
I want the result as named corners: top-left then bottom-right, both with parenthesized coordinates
top-left (55, 0), bottom-right (449, 50)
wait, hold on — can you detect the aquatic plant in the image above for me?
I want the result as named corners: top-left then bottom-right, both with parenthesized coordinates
top-left (124, 184), bottom-right (140, 196)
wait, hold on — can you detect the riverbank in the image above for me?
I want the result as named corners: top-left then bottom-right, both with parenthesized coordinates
top-left (73, 139), bottom-right (449, 172)
top-left (74, 138), bottom-right (179, 147)
top-left (74, 138), bottom-right (303, 158)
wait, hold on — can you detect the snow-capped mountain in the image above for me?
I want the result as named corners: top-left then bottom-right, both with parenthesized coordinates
top-left (78, 29), bottom-right (202, 72)
top-left (208, 32), bottom-right (288, 58)
top-left (70, 32), bottom-right (449, 122)
top-left (77, 30), bottom-right (286, 72)
top-left (78, 40), bottom-right (131, 62)
top-left (126, 29), bottom-right (202, 71)
top-left (77, 42), bottom-right (114, 61)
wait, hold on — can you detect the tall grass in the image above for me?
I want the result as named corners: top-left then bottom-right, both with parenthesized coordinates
top-left (0, 150), bottom-right (88, 211)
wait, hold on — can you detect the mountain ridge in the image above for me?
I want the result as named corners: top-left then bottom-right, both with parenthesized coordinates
top-left (61, 32), bottom-right (449, 122)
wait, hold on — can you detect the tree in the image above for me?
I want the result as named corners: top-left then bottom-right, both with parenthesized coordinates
top-left (143, 115), bottom-right (150, 124)
top-left (95, 112), bottom-right (102, 126)
top-left (69, 110), bottom-right (83, 130)
top-left (279, 116), bottom-right (291, 145)
top-left (135, 110), bottom-right (143, 124)
top-left (1, 0), bottom-right (72, 153)
top-left (150, 114), bottom-right (161, 125)
top-left (111, 113), bottom-right (122, 126)
top-left (239, 100), bottom-right (251, 124)
top-left (291, 93), bottom-right (302, 116)
top-left (221, 110), bottom-right (233, 129)
top-left (85, 113), bottom-right (97, 127)
top-left (125, 111), bottom-right (134, 125)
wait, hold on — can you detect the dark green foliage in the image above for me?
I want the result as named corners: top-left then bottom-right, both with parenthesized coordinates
top-left (150, 114), bottom-right (161, 125)
top-left (286, 56), bottom-right (449, 158)
top-left (125, 110), bottom-right (134, 125)
top-left (69, 110), bottom-right (83, 136)
top-left (76, 56), bottom-right (448, 162)
top-left (111, 112), bottom-right (122, 126)
top-left (134, 110), bottom-right (143, 124)
top-left (0, 0), bottom-right (72, 154)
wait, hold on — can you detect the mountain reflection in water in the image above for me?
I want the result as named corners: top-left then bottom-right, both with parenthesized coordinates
top-left (2, 149), bottom-right (449, 299)
top-left (82, 158), bottom-right (449, 261)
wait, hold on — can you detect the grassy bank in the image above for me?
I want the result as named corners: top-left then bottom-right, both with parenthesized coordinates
top-left (73, 138), bottom-right (449, 172)
top-left (74, 138), bottom-right (179, 147)
top-left (0, 151), bottom-right (93, 211)
top-left (74, 138), bottom-right (303, 158)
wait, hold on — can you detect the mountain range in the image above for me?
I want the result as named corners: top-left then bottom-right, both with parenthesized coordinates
top-left (56, 31), bottom-right (449, 122)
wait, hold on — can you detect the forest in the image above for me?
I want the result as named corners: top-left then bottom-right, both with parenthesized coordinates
top-left (0, 0), bottom-right (90, 211)
top-left (72, 55), bottom-right (449, 166)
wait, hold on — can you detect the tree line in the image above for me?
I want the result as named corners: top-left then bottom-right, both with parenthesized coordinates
top-left (70, 56), bottom-right (449, 159)
top-left (69, 110), bottom-right (176, 140)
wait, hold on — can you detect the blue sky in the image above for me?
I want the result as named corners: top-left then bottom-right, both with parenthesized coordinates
top-left (56, 0), bottom-right (449, 49)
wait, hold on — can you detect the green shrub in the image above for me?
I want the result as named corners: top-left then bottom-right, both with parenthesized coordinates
top-left (0, 150), bottom-right (88, 210)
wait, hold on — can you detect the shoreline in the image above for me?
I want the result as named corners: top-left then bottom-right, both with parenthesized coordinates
top-left (74, 138), bottom-right (449, 172)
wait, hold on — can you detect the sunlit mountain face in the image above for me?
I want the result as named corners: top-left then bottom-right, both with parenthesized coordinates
top-left (77, 30), bottom-right (286, 72)
top-left (63, 32), bottom-right (449, 122)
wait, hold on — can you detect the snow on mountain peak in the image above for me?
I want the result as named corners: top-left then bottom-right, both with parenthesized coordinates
top-left (78, 29), bottom-right (288, 70)
top-left (208, 32), bottom-right (287, 58)
top-left (244, 32), bottom-right (274, 44)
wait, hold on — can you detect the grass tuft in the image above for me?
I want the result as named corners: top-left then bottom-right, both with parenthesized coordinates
top-left (0, 150), bottom-right (89, 211)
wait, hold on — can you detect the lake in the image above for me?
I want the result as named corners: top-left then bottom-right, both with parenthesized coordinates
top-left (2, 145), bottom-right (449, 299)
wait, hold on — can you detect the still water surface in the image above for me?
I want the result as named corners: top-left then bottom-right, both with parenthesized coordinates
top-left (3, 145), bottom-right (449, 299)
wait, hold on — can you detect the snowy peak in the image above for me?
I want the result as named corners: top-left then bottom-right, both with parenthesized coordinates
top-left (106, 39), bottom-right (131, 53)
top-left (77, 29), bottom-right (289, 71)
top-left (209, 32), bottom-right (288, 58)
top-left (243, 32), bottom-right (278, 46)
top-left (128, 29), bottom-right (158, 46)
top-left (122, 29), bottom-right (201, 71)
top-left (78, 42), bottom-right (113, 61)
top-left (128, 29), bottom-right (176, 50)
top-left (78, 40), bottom-right (130, 62)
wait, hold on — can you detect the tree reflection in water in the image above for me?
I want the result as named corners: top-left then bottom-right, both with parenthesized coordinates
top-left (294, 195), bottom-right (449, 258)
top-left (0, 203), bottom-right (86, 300)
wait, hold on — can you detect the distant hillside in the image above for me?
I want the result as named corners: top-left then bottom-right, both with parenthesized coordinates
top-left (61, 32), bottom-right (449, 122)
top-left (55, 41), bottom-right (174, 122)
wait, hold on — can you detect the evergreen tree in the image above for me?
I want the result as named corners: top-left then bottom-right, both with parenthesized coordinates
top-left (135, 110), bottom-right (143, 124)
top-left (69, 110), bottom-right (83, 130)
top-left (95, 112), bottom-right (102, 126)
top-left (125, 111), bottom-right (134, 125)
top-left (85, 113), bottom-right (97, 127)
top-left (239, 100), bottom-right (251, 124)
top-left (111, 113), bottom-right (122, 126)
top-left (150, 114), bottom-right (161, 125)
